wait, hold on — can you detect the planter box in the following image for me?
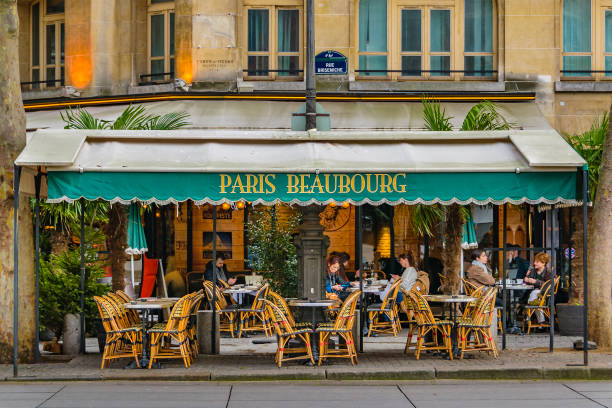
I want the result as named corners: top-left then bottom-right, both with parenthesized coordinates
top-left (556, 304), bottom-right (584, 336)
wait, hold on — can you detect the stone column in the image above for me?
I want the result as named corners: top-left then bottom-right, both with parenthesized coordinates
top-left (294, 205), bottom-right (329, 301)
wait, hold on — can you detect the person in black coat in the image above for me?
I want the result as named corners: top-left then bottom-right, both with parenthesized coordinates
top-left (204, 255), bottom-right (236, 285)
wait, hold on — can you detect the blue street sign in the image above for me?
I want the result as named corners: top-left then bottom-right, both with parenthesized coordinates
top-left (315, 50), bottom-right (347, 75)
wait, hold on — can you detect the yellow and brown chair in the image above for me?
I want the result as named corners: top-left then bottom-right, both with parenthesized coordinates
top-left (263, 299), bottom-right (315, 367)
top-left (404, 290), bottom-right (453, 360)
top-left (523, 276), bottom-right (560, 334)
top-left (316, 289), bottom-right (361, 365)
top-left (457, 287), bottom-right (499, 359)
top-left (148, 294), bottom-right (193, 368)
top-left (236, 283), bottom-right (271, 338)
top-left (203, 280), bottom-right (239, 337)
top-left (186, 290), bottom-right (205, 357)
top-left (266, 290), bottom-right (313, 331)
top-left (94, 295), bottom-right (142, 369)
top-left (367, 279), bottom-right (402, 336)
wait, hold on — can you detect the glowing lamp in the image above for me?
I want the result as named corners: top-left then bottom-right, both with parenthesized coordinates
top-left (341, 202), bottom-right (350, 208)
top-left (236, 201), bottom-right (245, 209)
top-left (221, 202), bottom-right (231, 211)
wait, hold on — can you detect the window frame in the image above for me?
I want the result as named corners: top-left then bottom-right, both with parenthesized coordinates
top-left (356, 0), bottom-right (498, 81)
top-left (30, 0), bottom-right (65, 90)
top-left (243, 5), bottom-right (304, 81)
top-left (560, 0), bottom-right (612, 80)
top-left (147, 0), bottom-right (175, 82)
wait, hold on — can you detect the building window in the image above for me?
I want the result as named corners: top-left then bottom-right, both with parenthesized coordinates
top-left (358, 0), bottom-right (387, 77)
top-left (244, 6), bottom-right (302, 80)
top-left (147, 0), bottom-right (174, 82)
top-left (356, 0), bottom-right (496, 80)
top-left (561, 0), bottom-right (612, 80)
top-left (29, 0), bottom-right (64, 89)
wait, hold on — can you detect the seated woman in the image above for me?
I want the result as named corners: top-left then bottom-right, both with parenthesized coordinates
top-left (381, 251), bottom-right (418, 302)
top-left (325, 255), bottom-right (351, 301)
top-left (522, 252), bottom-right (552, 323)
top-left (465, 249), bottom-right (495, 288)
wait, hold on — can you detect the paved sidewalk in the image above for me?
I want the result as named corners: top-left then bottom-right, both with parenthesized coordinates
top-left (1, 331), bottom-right (610, 382)
top-left (1, 381), bottom-right (611, 408)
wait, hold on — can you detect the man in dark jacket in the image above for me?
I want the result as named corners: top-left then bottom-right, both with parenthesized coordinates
top-left (507, 244), bottom-right (530, 279)
top-left (204, 255), bottom-right (236, 285)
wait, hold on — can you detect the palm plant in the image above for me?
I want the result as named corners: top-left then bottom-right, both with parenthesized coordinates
top-left (61, 104), bottom-right (191, 290)
top-left (420, 98), bottom-right (513, 293)
top-left (565, 113), bottom-right (608, 304)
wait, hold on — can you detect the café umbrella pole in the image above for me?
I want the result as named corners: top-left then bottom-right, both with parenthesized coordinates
top-left (582, 166), bottom-right (589, 366)
top-left (34, 170), bottom-right (41, 363)
top-left (13, 165), bottom-right (21, 377)
top-left (126, 203), bottom-right (148, 294)
top-left (80, 198), bottom-right (86, 354)
top-left (502, 204), bottom-right (507, 350)
top-left (211, 205), bottom-right (217, 348)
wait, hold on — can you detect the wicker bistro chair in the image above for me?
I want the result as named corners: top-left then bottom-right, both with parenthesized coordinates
top-left (94, 296), bottom-right (142, 369)
top-left (403, 290), bottom-right (454, 360)
top-left (367, 279), bottom-right (403, 336)
top-left (186, 291), bottom-right (205, 357)
top-left (523, 276), bottom-right (560, 334)
top-left (148, 294), bottom-right (193, 368)
top-left (203, 281), bottom-right (239, 337)
top-left (236, 283), bottom-right (272, 338)
top-left (263, 300), bottom-right (315, 367)
top-left (462, 279), bottom-right (480, 296)
top-left (316, 290), bottom-right (361, 365)
top-left (113, 290), bottom-right (141, 326)
top-left (266, 291), bottom-right (313, 330)
top-left (457, 287), bottom-right (499, 359)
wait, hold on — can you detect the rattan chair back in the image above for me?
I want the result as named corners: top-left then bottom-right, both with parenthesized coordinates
top-left (334, 289), bottom-right (361, 331)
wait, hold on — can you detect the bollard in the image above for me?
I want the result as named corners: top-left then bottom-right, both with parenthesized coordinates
top-left (352, 309), bottom-right (361, 352)
top-left (63, 313), bottom-right (81, 355)
top-left (198, 310), bottom-right (220, 354)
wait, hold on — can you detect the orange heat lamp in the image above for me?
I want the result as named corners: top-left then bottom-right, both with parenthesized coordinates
top-left (329, 202), bottom-right (337, 207)
top-left (236, 201), bottom-right (245, 209)
top-left (341, 202), bottom-right (350, 208)
top-left (221, 202), bottom-right (231, 211)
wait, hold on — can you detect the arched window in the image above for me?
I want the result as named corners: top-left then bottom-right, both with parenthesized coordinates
top-left (561, 0), bottom-right (612, 79)
top-left (356, 0), bottom-right (497, 80)
top-left (29, 0), bottom-right (64, 89)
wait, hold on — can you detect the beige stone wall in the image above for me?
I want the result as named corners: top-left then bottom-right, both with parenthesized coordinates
top-left (504, 0), bottom-right (560, 128)
top-left (554, 93), bottom-right (612, 136)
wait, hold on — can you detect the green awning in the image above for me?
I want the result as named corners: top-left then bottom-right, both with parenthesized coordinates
top-left (17, 128), bottom-right (586, 206)
top-left (46, 170), bottom-right (580, 206)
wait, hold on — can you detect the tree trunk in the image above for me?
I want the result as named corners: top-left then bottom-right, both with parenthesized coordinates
top-left (586, 104), bottom-right (612, 351)
top-left (442, 204), bottom-right (463, 295)
top-left (49, 228), bottom-right (71, 255)
top-left (106, 204), bottom-right (128, 291)
top-left (0, 0), bottom-right (36, 363)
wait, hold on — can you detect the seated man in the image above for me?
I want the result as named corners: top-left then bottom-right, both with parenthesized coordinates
top-left (204, 254), bottom-right (236, 286)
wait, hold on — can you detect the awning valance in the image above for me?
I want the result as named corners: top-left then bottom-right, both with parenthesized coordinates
top-left (16, 128), bottom-right (586, 206)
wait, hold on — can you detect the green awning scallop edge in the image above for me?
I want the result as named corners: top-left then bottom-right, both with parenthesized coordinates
top-left (46, 171), bottom-right (581, 206)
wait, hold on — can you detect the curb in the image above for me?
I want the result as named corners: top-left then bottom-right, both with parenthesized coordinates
top-left (326, 369), bottom-right (435, 381)
top-left (211, 371), bottom-right (326, 381)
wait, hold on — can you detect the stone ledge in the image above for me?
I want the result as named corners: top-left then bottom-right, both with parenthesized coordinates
top-left (211, 370), bottom-right (326, 381)
top-left (436, 367), bottom-right (543, 380)
top-left (349, 80), bottom-right (505, 92)
top-left (555, 81), bottom-right (612, 92)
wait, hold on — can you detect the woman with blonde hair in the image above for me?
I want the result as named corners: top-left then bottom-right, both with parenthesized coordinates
top-left (524, 252), bottom-right (552, 323)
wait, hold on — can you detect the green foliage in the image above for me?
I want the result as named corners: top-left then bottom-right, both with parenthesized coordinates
top-left (33, 200), bottom-right (109, 237)
top-left (422, 98), bottom-right (453, 131)
top-left (61, 105), bottom-right (191, 131)
top-left (460, 100), bottom-right (513, 131)
top-left (409, 204), bottom-right (445, 237)
top-left (566, 113), bottom-right (608, 202)
top-left (40, 248), bottom-right (110, 336)
top-left (247, 207), bottom-right (300, 297)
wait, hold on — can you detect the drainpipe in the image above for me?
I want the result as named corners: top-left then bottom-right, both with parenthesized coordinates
top-left (305, 0), bottom-right (316, 130)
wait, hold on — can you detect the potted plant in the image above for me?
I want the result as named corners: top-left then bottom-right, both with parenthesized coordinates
top-left (556, 301), bottom-right (584, 336)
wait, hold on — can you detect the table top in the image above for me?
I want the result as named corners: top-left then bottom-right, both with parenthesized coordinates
top-left (288, 299), bottom-right (336, 307)
top-left (124, 298), bottom-right (177, 309)
top-left (349, 285), bottom-right (385, 293)
top-left (424, 294), bottom-right (476, 303)
top-left (224, 286), bottom-right (260, 294)
top-left (496, 284), bottom-right (534, 290)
